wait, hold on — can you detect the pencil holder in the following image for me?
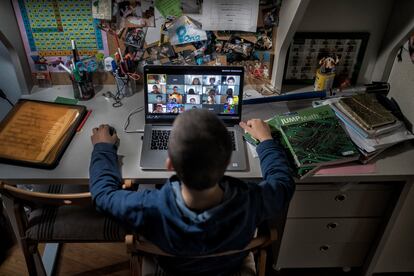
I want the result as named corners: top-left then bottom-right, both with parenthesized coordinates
top-left (71, 73), bottom-right (95, 100)
top-left (115, 75), bottom-right (138, 97)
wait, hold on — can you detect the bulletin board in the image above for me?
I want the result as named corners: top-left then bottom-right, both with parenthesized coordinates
top-left (12, 0), bottom-right (280, 86)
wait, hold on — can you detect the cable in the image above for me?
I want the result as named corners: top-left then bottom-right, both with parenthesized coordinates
top-left (0, 89), bottom-right (14, 107)
top-left (103, 72), bottom-right (128, 107)
top-left (123, 106), bottom-right (145, 133)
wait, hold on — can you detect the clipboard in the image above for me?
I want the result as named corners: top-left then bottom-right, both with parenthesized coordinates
top-left (0, 99), bottom-right (87, 169)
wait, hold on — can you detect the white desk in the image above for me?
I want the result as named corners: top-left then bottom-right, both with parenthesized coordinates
top-left (0, 85), bottom-right (272, 184)
top-left (2, 85), bottom-right (414, 185)
top-left (1, 85), bottom-right (414, 275)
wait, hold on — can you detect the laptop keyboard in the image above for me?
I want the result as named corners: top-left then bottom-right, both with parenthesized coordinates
top-left (150, 130), bottom-right (236, 151)
top-left (151, 130), bottom-right (170, 150)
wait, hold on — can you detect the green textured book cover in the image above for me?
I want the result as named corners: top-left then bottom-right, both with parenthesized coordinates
top-left (274, 105), bottom-right (359, 168)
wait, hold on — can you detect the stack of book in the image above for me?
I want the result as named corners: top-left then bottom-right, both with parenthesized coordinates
top-left (327, 93), bottom-right (414, 162)
top-left (244, 105), bottom-right (360, 178)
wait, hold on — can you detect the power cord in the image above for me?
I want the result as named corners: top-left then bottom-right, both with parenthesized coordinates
top-left (123, 106), bottom-right (145, 133)
top-left (0, 89), bottom-right (14, 107)
top-left (103, 74), bottom-right (128, 107)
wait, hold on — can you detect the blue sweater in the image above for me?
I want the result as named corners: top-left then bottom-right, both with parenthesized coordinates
top-left (89, 139), bottom-right (294, 275)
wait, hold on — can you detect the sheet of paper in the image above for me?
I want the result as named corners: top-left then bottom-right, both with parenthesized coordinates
top-left (155, 0), bottom-right (182, 18)
top-left (92, 0), bottom-right (112, 20)
top-left (201, 0), bottom-right (259, 32)
top-left (145, 7), bottom-right (165, 44)
top-left (167, 16), bottom-right (207, 45)
top-left (315, 163), bottom-right (376, 175)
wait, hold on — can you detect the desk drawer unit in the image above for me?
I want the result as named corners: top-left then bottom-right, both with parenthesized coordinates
top-left (277, 242), bottom-right (371, 268)
top-left (276, 183), bottom-right (398, 269)
top-left (287, 189), bottom-right (392, 218)
top-left (282, 218), bottom-right (381, 244)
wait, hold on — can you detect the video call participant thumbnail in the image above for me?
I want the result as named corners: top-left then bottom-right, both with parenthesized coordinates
top-left (151, 104), bottom-right (165, 113)
top-left (185, 95), bottom-right (200, 104)
top-left (184, 75), bottom-right (202, 85)
top-left (184, 104), bottom-right (202, 111)
top-left (148, 94), bottom-right (166, 104)
top-left (168, 93), bottom-right (183, 104)
top-left (167, 85), bottom-right (185, 94)
top-left (149, 84), bottom-right (166, 94)
top-left (167, 104), bottom-right (184, 114)
top-left (147, 74), bottom-right (166, 84)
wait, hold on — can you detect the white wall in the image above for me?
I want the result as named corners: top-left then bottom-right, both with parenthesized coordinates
top-left (296, 0), bottom-right (394, 84)
top-left (372, 0), bottom-right (414, 81)
top-left (0, 41), bottom-right (21, 120)
top-left (388, 42), bottom-right (414, 132)
top-left (0, 1), bottom-right (33, 94)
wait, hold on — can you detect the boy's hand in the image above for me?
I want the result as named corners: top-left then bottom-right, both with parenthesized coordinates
top-left (240, 119), bottom-right (273, 143)
top-left (91, 124), bottom-right (118, 145)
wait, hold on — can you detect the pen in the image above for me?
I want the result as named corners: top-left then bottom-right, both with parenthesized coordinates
top-left (76, 109), bottom-right (92, 132)
top-left (118, 47), bottom-right (124, 62)
top-left (71, 40), bottom-right (78, 63)
top-left (58, 63), bottom-right (73, 78)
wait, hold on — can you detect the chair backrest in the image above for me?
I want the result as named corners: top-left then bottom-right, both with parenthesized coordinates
top-left (125, 225), bottom-right (277, 276)
top-left (126, 227), bottom-right (277, 258)
top-left (0, 181), bottom-right (91, 207)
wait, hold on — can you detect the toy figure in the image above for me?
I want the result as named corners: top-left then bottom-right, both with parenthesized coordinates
top-left (319, 54), bottom-right (340, 74)
top-left (253, 61), bottom-right (263, 78)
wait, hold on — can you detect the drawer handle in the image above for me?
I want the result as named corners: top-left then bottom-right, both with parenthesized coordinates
top-left (326, 222), bottom-right (338, 229)
top-left (334, 194), bottom-right (347, 202)
top-left (319, 245), bottom-right (330, 252)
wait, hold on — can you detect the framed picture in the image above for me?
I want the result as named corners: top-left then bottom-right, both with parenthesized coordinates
top-left (283, 32), bottom-right (370, 86)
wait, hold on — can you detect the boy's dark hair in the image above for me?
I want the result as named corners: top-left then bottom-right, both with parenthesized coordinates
top-left (168, 109), bottom-right (232, 190)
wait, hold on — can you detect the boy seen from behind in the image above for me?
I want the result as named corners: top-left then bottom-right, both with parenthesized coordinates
top-left (89, 109), bottom-right (294, 276)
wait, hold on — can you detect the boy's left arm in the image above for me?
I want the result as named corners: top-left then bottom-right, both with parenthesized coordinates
top-left (89, 143), bottom-right (149, 228)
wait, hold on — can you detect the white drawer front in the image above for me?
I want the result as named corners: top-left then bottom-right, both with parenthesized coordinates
top-left (287, 190), bottom-right (392, 217)
top-left (282, 218), bottom-right (381, 243)
top-left (277, 242), bottom-right (371, 268)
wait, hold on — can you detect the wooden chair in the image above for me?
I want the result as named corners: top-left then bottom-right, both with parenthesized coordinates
top-left (125, 224), bottom-right (277, 276)
top-left (0, 180), bottom-right (131, 276)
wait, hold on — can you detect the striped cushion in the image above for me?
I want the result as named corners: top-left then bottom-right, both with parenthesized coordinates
top-left (26, 184), bottom-right (126, 242)
top-left (141, 253), bottom-right (257, 276)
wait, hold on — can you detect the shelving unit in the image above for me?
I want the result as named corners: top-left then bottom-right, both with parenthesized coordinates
top-left (272, 0), bottom-right (414, 92)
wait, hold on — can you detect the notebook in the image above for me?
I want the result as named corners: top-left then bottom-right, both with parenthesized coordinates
top-left (140, 65), bottom-right (247, 171)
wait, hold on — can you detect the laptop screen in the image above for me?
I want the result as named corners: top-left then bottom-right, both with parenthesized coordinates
top-left (144, 65), bottom-right (244, 123)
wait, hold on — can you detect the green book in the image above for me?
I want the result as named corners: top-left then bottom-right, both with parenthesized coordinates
top-left (243, 105), bottom-right (360, 176)
top-left (272, 105), bottom-right (359, 168)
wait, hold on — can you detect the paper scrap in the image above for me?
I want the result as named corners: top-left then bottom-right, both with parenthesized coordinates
top-left (145, 7), bottom-right (165, 44)
top-left (155, 0), bottom-right (182, 18)
top-left (201, 0), bottom-right (259, 32)
top-left (315, 163), bottom-right (376, 175)
top-left (167, 16), bottom-right (207, 45)
top-left (92, 0), bottom-right (112, 20)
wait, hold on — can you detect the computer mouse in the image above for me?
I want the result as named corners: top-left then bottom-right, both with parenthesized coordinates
top-left (108, 126), bottom-right (116, 136)
top-left (108, 126), bottom-right (120, 148)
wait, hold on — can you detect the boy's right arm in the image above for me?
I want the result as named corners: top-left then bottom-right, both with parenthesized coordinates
top-left (240, 119), bottom-right (295, 219)
top-left (89, 125), bottom-right (157, 229)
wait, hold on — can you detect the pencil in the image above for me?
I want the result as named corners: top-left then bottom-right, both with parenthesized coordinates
top-left (76, 109), bottom-right (92, 132)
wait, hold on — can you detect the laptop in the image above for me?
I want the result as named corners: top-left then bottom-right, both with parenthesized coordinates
top-left (140, 65), bottom-right (247, 171)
